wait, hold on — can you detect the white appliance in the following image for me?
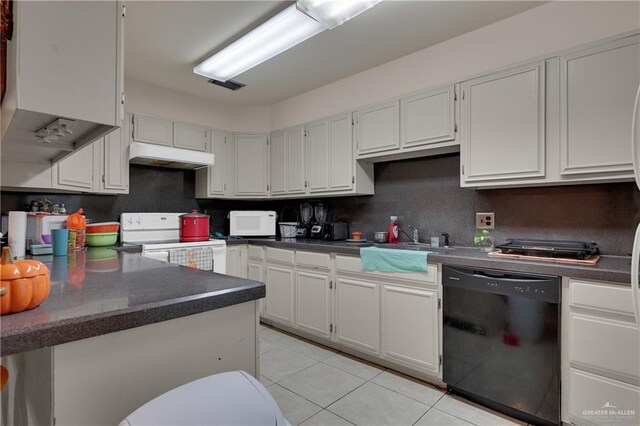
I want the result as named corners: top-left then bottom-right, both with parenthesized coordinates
top-left (633, 86), bottom-right (640, 325)
top-left (119, 371), bottom-right (289, 426)
top-left (228, 211), bottom-right (276, 237)
top-left (120, 213), bottom-right (226, 274)
top-left (129, 142), bottom-right (215, 170)
top-left (26, 214), bottom-right (68, 246)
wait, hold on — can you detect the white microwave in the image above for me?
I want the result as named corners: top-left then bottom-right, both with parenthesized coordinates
top-left (229, 211), bottom-right (276, 237)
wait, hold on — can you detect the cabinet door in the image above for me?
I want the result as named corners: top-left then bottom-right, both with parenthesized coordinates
top-left (234, 134), bottom-right (269, 197)
top-left (381, 284), bottom-right (439, 374)
top-left (560, 36), bottom-right (639, 176)
top-left (248, 261), bottom-right (265, 316)
top-left (1, 161), bottom-right (52, 189)
top-left (286, 126), bottom-right (306, 194)
top-left (329, 113), bottom-right (354, 191)
top-left (270, 130), bottom-right (287, 195)
top-left (307, 120), bottom-right (330, 193)
top-left (461, 61), bottom-right (545, 183)
top-left (296, 270), bottom-right (331, 338)
top-left (53, 143), bottom-right (95, 191)
top-left (568, 369), bottom-right (639, 426)
top-left (265, 265), bottom-right (295, 326)
top-left (401, 85), bottom-right (456, 149)
top-left (336, 276), bottom-right (380, 355)
top-left (208, 130), bottom-right (226, 196)
top-left (355, 100), bottom-right (400, 155)
top-left (132, 115), bottom-right (173, 146)
top-left (173, 123), bottom-right (208, 152)
top-left (100, 124), bottom-right (129, 194)
top-left (226, 246), bottom-right (240, 277)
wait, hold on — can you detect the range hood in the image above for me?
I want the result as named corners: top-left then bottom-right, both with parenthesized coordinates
top-left (129, 142), bottom-right (215, 170)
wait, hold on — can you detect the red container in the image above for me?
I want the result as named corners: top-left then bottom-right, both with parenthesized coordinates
top-left (180, 210), bottom-right (210, 242)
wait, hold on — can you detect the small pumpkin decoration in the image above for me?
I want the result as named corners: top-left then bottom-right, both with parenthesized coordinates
top-left (1, 247), bottom-right (51, 315)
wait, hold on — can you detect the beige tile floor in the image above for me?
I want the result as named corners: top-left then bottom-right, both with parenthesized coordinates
top-left (259, 324), bottom-right (525, 426)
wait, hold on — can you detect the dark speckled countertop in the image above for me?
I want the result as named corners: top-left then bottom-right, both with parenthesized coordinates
top-left (225, 238), bottom-right (632, 285)
top-left (1, 249), bottom-right (265, 357)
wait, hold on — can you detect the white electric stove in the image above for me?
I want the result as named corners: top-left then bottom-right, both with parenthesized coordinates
top-left (120, 212), bottom-right (226, 274)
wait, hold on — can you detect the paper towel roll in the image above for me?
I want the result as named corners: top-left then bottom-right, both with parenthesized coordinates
top-left (8, 211), bottom-right (27, 258)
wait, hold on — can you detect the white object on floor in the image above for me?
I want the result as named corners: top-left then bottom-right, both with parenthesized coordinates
top-left (119, 370), bottom-right (290, 426)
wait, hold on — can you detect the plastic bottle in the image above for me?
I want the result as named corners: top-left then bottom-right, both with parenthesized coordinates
top-left (67, 209), bottom-right (87, 251)
top-left (388, 216), bottom-right (400, 244)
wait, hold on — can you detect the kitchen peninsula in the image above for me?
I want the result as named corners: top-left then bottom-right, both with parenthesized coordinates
top-left (1, 249), bottom-right (265, 425)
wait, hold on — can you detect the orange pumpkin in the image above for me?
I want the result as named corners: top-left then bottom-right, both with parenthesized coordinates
top-left (0, 247), bottom-right (51, 315)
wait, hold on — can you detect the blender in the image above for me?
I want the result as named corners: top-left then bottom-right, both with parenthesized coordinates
top-left (311, 204), bottom-right (328, 239)
top-left (296, 203), bottom-right (314, 238)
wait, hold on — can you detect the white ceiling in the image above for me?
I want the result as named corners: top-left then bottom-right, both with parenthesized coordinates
top-left (125, 1), bottom-right (544, 106)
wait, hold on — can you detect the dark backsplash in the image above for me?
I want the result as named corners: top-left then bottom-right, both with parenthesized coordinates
top-left (2, 155), bottom-right (639, 255)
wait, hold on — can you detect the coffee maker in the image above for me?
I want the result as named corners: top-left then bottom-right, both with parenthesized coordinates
top-left (296, 203), bottom-right (314, 238)
top-left (310, 204), bottom-right (328, 239)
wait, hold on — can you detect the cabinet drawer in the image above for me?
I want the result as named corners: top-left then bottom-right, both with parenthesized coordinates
top-left (266, 247), bottom-right (295, 265)
top-left (569, 279), bottom-right (634, 316)
top-left (569, 313), bottom-right (639, 382)
top-left (248, 245), bottom-right (264, 261)
top-left (296, 251), bottom-right (331, 270)
top-left (569, 368), bottom-right (639, 424)
top-left (335, 255), bottom-right (437, 285)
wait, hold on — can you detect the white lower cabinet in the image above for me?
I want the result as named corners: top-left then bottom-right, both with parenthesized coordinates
top-left (225, 245), bottom-right (247, 279)
top-left (254, 248), bottom-right (442, 380)
top-left (335, 276), bottom-right (381, 355)
top-left (381, 284), bottom-right (439, 374)
top-left (563, 278), bottom-right (640, 425)
top-left (295, 269), bottom-right (331, 339)
top-left (248, 261), bottom-right (265, 316)
top-left (265, 264), bottom-right (295, 326)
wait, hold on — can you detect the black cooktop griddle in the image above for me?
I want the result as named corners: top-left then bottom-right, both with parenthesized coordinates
top-left (496, 238), bottom-right (599, 260)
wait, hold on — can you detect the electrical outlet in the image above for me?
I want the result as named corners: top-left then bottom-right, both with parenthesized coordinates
top-left (476, 212), bottom-right (495, 229)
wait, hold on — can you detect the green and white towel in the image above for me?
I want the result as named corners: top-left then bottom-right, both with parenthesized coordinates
top-left (360, 246), bottom-right (429, 273)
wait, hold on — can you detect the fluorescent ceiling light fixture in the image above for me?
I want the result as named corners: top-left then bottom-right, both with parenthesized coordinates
top-left (297, 0), bottom-right (383, 29)
top-left (194, 5), bottom-right (325, 82)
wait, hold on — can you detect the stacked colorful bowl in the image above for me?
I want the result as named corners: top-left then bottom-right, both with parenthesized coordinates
top-left (86, 222), bottom-right (120, 247)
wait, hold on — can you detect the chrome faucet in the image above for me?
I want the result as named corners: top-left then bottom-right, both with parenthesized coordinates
top-left (407, 225), bottom-right (419, 243)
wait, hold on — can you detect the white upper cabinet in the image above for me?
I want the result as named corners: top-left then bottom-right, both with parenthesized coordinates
top-left (195, 130), bottom-right (231, 198)
top-left (461, 61), bottom-right (546, 185)
top-left (559, 35), bottom-right (639, 177)
top-left (269, 126), bottom-right (306, 196)
top-left (173, 123), bottom-right (208, 152)
top-left (98, 121), bottom-right (130, 194)
top-left (210, 130), bottom-right (228, 196)
top-left (286, 126), bottom-right (306, 194)
top-left (329, 113), bottom-right (354, 191)
top-left (270, 130), bottom-right (287, 195)
top-left (53, 143), bottom-right (96, 192)
top-left (355, 100), bottom-right (400, 156)
top-left (401, 85), bottom-right (457, 149)
top-left (234, 134), bottom-right (270, 197)
top-left (306, 120), bottom-right (331, 193)
top-left (132, 115), bottom-right (173, 146)
top-left (1, 1), bottom-right (124, 164)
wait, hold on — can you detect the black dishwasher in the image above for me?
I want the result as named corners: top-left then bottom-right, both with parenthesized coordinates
top-left (442, 265), bottom-right (560, 426)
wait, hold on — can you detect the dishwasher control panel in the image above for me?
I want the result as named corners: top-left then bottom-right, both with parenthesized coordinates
top-left (443, 265), bottom-right (560, 303)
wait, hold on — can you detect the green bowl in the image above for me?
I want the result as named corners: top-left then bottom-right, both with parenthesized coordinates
top-left (86, 232), bottom-right (118, 247)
